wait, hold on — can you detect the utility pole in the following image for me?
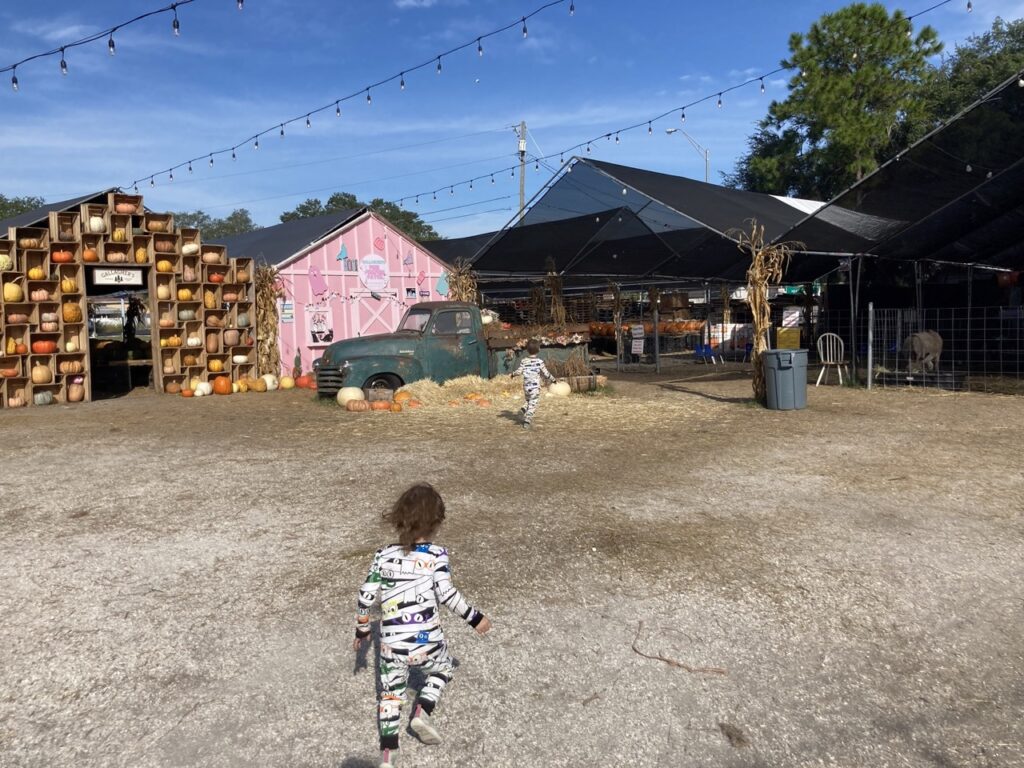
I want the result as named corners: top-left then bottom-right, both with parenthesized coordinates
top-left (516, 121), bottom-right (527, 220)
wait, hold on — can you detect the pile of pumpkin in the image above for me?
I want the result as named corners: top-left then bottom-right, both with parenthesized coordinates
top-left (589, 320), bottom-right (705, 337)
top-left (170, 373), bottom-right (314, 398)
top-left (336, 387), bottom-right (423, 413)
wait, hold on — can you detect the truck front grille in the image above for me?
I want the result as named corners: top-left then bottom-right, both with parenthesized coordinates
top-left (316, 367), bottom-right (347, 395)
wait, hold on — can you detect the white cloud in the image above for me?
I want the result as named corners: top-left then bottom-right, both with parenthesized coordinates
top-left (394, 0), bottom-right (439, 8)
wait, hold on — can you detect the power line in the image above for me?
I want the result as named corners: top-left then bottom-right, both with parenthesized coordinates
top-left (125, 0), bottom-right (576, 190)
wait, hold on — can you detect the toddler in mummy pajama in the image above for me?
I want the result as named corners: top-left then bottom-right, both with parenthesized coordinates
top-left (354, 483), bottom-right (491, 768)
top-left (511, 338), bottom-right (557, 428)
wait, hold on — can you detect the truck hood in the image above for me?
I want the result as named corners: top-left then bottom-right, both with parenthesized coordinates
top-left (319, 332), bottom-right (419, 367)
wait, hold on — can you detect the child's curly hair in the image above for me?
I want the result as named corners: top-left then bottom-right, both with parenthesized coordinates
top-left (384, 483), bottom-right (446, 552)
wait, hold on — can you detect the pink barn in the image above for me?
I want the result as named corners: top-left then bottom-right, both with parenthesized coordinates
top-left (217, 208), bottom-right (451, 376)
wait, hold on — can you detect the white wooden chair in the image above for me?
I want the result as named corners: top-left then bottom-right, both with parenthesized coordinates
top-left (816, 332), bottom-right (849, 386)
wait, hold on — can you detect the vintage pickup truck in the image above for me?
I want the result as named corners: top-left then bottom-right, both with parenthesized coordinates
top-left (314, 301), bottom-right (589, 396)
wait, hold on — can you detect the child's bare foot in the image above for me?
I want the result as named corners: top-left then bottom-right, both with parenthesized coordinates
top-left (410, 705), bottom-right (441, 745)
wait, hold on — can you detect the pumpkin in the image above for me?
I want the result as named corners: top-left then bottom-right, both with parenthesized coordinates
top-left (115, 202), bottom-right (137, 214)
top-left (147, 220), bottom-right (167, 233)
top-left (223, 329), bottom-right (240, 346)
top-left (180, 388), bottom-right (194, 397)
top-left (182, 243), bottom-right (200, 256)
top-left (203, 289), bottom-right (216, 309)
top-left (370, 400), bottom-right (391, 411)
top-left (0, 367), bottom-right (17, 378)
top-left (8, 391), bottom-right (26, 407)
top-left (201, 252), bottom-right (221, 264)
top-left (4, 337), bottom-right (14, 355)
top-left (549, 381), bottom-right (571, 397)
top-left (190, 376), bottom-right (202, 391)
top-left (27, 266), bottom-right (46, 280)
top-left (213, 376), bottom-right (232, 395)
top-left (236, 268), bottom-right (250, 283)
top-left (389, 402), bottom-right (403, 413)
top-left (60, 277), bottom-right (78, 293)
top-left (177, 288), bottom-right (193, 301)
top-left (279, 376), bottom-right (295, 390)
top-left (64, 339), bottom-right (79, 352)
top-left (31, 362), bottom-right (53, 384)
top-left (464, 392), bottom-right (482, 401)
top-left (206, 315), bottom-right (223, 328)
top-left (88, 216), bottom-right (106, 233)
top-left (236, 312), bottom-right (250, 327)
top-left (394, 391), bottom-right (413, 403)
top-left (135, 246), bottom-right (149, 264)
top-left (7, 313), bottom-right (29, 324)
top-left (15, 343), bottom-right (28, 355)
top-left (51, 249), bottom-right (73, 263)
top-left (295, 374), bottom-right (312, 389)
top-left (83, 247), bottom-right (99, 263)
top-left (346, 399), bottom-right (371, 412)
top-left (236, 379), bottom-right (249, 393)
top-left (0, 253), bottom-right (12, 271)
top-left (156, 259), bottom-right (174, 273)
top-left (336, 386), bottom-right (365, 406)
top-left (67, 377), bottom-right (86, 402)
top-left (261, 373), bottom-right (279, 391)
top-left (182, 265), bottom-right (197, 282)
top-left (59, 360), bottom-right (83, 375)
top-left (227, 354), bottom-right (246, 365)
top-left (206, 332), bottom-right (219, 353)
top-left (164, 380), bottom-right (182, 395)
top-left (33, 391), bottom-right (54, 406)
top-left (40, 321), bottom-right (59, 332)
top-left (154, 238), bottom-right (175, 253)
top-left (153, 285), bottom-right (170, 300)
top-left (209, 272), bottom-right (225, 284)
top-left (62, 303), bottom-right (83, 323)
top-left (30, 289), bottom-right (51, 302)
top-left (17, 237), bottom-right (40, 249)
top-left (163, 360), bottom-right (175, 374)
top-left (476, 398), bottom-right (492, 407)
top-left (166, 334), bottom-right (182, 348)
top-left (209, 359), bottom-right (224, 373)
top-left (111, 228), bottom-right (127, 243)
top-left (197, 382), bottom-right (213, 396)
top-left (221, 290), bottom-right (239, 302)
top-left (448, 400), bottom-right (461, 407)
top-left (186, 335), bottom-right (202, 348)
top-left (41, 312), bottom-right (58, 322)
top-left (31, 340), bottom-right (58, 354)
top-left (106, 249), bottom-right (128, 264)
top-left (183, 353), bottom-right (199, 366)
top-left (178, 309), bottom-right (197, 321)
top-left (251, 378), bottom-right (267, 393)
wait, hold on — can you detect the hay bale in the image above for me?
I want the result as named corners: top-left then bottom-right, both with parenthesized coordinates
top-left (398, 375), bottom-right (519, 407)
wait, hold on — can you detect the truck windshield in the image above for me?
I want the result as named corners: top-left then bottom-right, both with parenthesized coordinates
top-left (398, 309), bottom-right (431, 333)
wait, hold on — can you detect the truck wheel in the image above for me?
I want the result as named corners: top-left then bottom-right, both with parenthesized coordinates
top-left (363, 373), bottom-right (402, 392)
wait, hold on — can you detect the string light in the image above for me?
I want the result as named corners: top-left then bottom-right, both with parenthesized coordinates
top-left (450, 186), bottom-right (455, 195)
top-left (570, 1), bottom-right (575, 14)
top-left (10, 67), bottom-right (17, 92)
top-left (491, 174), bottom-right (495, 184)
top-left (1019, 74), bottom-right (1024, 88)
top-left (254, 136), bottom-right (260, 150)
top-left (208, 154), bottom-right (213, 167)
top-left (966, 1), bottom-right (972, 11)
top-left (469, 179), bottom-right (474, 190)
top-left (237, 0), bottom-right (243, 9)
top-left (366, 88), bottom-right (372, 105)
top-left (760, 78), bottom-right (765, 94)
top-left (149, 176), bottom-right (155, 187)
top-left (522, 17), bottom-right (528, 37)
top-left (400, 72), bottom-right (405, 90)
top-left (717, 92), bottom-right (723, 108)
top-left (535, 159), bottom-right (540, 170)
top-left (171, 4), bottom-right (180, 36)
top-left (680, 109), bottom-right (686, 123)
top-left (648, 122), bottom-right (652, 135)
top-left (437, 57), bottom-right (442, 75)
top-left (336, 101), bottom-right (341, 117)
top-left (187, 161), bottom-right (193, 174)
top-left (108, 33), bottom-right (116, 56)
top-left (306, 114), bottom-right (311, 128)
top-left (615, 132), bottom-right (620, 144)
top-left (168, 169), bottom-right (174, 182)
top-left (59, 48), bottom-right (67, 76)
top-left (478, 38), bottom-right (484, 56)
top-left (231, 148), bottom-right (237, 160)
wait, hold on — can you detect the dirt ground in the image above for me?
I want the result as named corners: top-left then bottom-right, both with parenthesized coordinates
top-left (1, 366), bottom-right (1022, 767)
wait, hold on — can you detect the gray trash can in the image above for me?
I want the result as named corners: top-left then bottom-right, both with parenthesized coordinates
top-left (763, 349), bottom-right (808, 410)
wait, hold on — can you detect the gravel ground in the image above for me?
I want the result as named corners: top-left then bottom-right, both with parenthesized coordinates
top-left (1, 368), bottom-right (1022, 767)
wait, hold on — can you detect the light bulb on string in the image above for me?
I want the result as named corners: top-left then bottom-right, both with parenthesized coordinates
top-left (10, 68), bottom-right (17, 92)
top-left (760, 78), bottom-right (765, 94)
top-left (415, 195), bottom-right (420, 204)
top-left (150, 176), bottom-right (155, 187)
top-left (570, 1), bottom-right (575, 15)
top-left (108, 33), bottom-right (116, 56)
top-left (169, 169), bottom-right (174, 182)
top-left (535, 159), bottom-right (540, 171)
top-left (1018, 74), bottom-right (1024, 87)
top-left (188, 161), bottom-right (193, 174)
top-left (680, 109), bottom-right (686, 123)
top-left (490, 174), bottom-right (495, 184)
top-left (648, 122), bottom-right (652, 135)
top-left (967, 1), bottom-right (972, 11)
top-left (965, 163), bottom-right (973, 173)
top-left (522, 17), bottom-right (528, 37)
top-left (478, 38), bottom-right (484, 56)
top-left (433, 191), bottom-right (437, 201)
top-left (254, 136), bottom-right (260, 150)
top-left (450, 186), bottom-right (454, 196)
top-left (511, 167), bottom-right (515, 178)
top-left (586, 143), bottom-right (591, 153)
top-left (172, 5), bottom-right (180, 36)
top-left (336, 101), bottom-right (342, 117)
top-left (560, 153), bottom-right (564, 163)
top-left (437, 57), bottom-right (442, 75)
top-left (237, 0), bottom-right (243, 9)
top-left (615, 133), bottom-right (620, 144)
top-left (280, 124), bottom-right (285, 137)
top-left (133, 184), bottom-right (139, 193)
top-left (208, 154), bottom-right (214, 167)
top-left (60, 48), bottom-right (68, 76)
top-left (400, 72), bottom-right (405, 90)
top-left (717, 93), bottom-right (723, 108)
top-left (366, 89), bottom-right (372, 105)
top-left (469, 179), bottom-right (473, 190)
top-left (231, 148), bottom-right (237, 161)
top-left (306, 115), bottom-right (311, 128)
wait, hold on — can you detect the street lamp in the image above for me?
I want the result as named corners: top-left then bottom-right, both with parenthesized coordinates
top-left (665, 127), bottom-right (710, 183)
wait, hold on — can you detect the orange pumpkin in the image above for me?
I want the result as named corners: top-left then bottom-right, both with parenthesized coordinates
top-left (464, 392), bottom-right (482, 401)
top-left (181, 388), bottom-right (194, 397)
top-left (448, 400), bottom-right (461, 407)
top-left (477, 398), bottom-right (492, 407)
top-left (390, 402), bottom-right (403, 413)
top-left (51, 249), bottom-right (73, 263)
top-left (62, 303), bottom-right (83, 323)
top-left (393, 391), bottom-right (413, 403)
top-left (14, 343), bottom-right (28, 355)
top-left (346, 399), bottom-right (370, 412)
top-left (31, 340), bottom-right (58, 354)
top-left (295, 374), bottom-right (312, 389)
top-left (83, 247), bottom-right (99, 263)
top-left (165, 381), bottom-right (181, 395)
top-left (212, 376), bottom-right (232, 395)
top-left (370, 400), bottom-right (391, 411)
top-left (209, 272), bottom-right (225, 284)
top-left (406, 399), bottom-right (422, 408)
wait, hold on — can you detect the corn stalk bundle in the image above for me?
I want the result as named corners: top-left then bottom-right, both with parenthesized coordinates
top-left (720, 283), bottom-right (732, 326)
top-left (647, 286), bottom-right (660, 315)
top-left (447, 259), bottom-right (478, 303)
top-left (529, 284), bottom-right (547, 326)
top-left (255, 265), bottom-right (284, 376)
top-left (544, 257), bottom-right (566, 328)
top-left (733, 221), bottom-right (803, 405)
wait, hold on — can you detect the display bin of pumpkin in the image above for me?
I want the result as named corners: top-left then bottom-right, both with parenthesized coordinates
top-left (81, 238), bottom-right (101, 264)
top-left (3, 276), bottom-right (26, 304)
top-left (131, 236), bottom-right (152, 265)
top-left (4, 331), bottom-right (29, 357)
top-left (81, 205), bottom-right (108, 235)
top-left (38, 307), bottom-right (61, 333)
top-left (154, 255), bottom-right (179, 274)
top-left (143, 212), bottom-right (174, 234)
top-left (199, 244), bottom-right (225, 266)
top-left (0, 242), bottom-right (17, 274)
top-left (231, 259), bottom-right (252, 285)
top-left (5, 302), bottom-right (35, 327)
top-left (0, 356), bottom-right (21, 380)
top-left (50, 245), bottom-right (77, 266)
top-left (4, 380), bottom-right (28, 408)
top-left (57, 266), bottom-right (82, 295)
top-left (23, 252), bottom-right (49, 282)
top-left (14, 227), bottom-right (49, 252)
top-left (161, 350), bottom-right (180, 377)
top-left (206, 354), bottom-right (229, 375)
top-left (60, 326), bottom-right (83, 354)
top-left (49, 211), bottom-right (81, 242)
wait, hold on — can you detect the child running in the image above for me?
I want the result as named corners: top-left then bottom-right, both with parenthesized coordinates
top-left (510, 339), bottom-right (557, 428)
top-left (354, 483), bottom-right (491, 768)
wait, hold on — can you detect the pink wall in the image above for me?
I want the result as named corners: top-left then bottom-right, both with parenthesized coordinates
top-left (275, 213), bottom-right (449, 376)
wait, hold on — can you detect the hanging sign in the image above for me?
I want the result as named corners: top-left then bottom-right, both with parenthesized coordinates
top-left (358, 253), bottom-right (389, 291)
top-left (93, 268), bottom-right (143, 286)
top-left (631, 338), bottom-right (645, 355)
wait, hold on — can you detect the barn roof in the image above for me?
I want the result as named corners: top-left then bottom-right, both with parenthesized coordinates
top-left (0, 190), bottom-right (114, 233)
top-left (212, 208), bottom-right (366, 266)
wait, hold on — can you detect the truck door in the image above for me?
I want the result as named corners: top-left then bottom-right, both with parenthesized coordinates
top-left (421, 309), bottom-right (485, 382)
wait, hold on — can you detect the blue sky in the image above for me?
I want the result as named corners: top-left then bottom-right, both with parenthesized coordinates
top-left (1, 0), bottom-right (1020, 238)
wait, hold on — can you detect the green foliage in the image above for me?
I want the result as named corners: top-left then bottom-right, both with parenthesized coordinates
top-left (726, 2), bottom-right (941, 196)
top-left (279, 192), bottom-right (439, 240)
top-left (173, 208), bottom-right (259, 239)
top-left (0, 194), bottom-right (46, 221)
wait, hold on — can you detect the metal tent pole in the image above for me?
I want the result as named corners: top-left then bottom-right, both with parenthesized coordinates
top-left (867, 301), bottom-right (874, 390)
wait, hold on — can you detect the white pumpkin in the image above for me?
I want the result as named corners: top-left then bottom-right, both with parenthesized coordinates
top-left (196, 382), bottom-right (213, 396)
top-left (186, 336), bottom-right (202, 347)
top-left (65, 339), bottom-right (79, 353)
top-left (279, 376), bottom-right (295, 390)
top-left (549, 381), bottom-right (571, 397)
top-left (0, 253), bottom-right (12, 272)
top-left (181, 243), bottom-right (200, 256)
top-left (336, 386), bottom-right (365, 406)
top-left (261, 373), bottom-right (279, 391)
top-left (232, 354), bottom-right (248, 364)
top-left (88, 216), bottom-right (106, 233)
